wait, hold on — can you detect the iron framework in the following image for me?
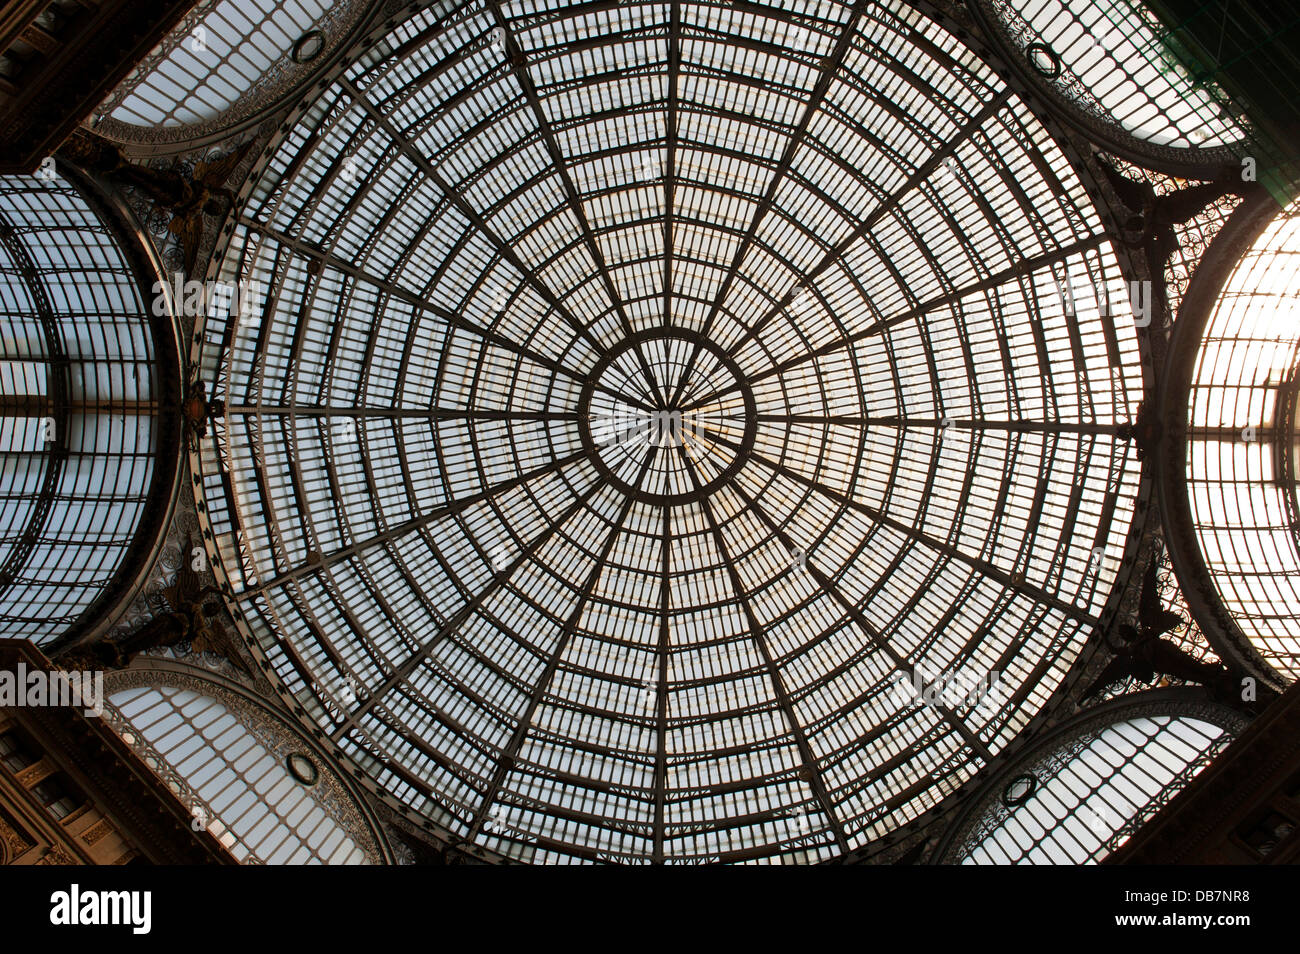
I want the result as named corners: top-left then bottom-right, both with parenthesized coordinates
top-left (188, 0), bottom-right (1156, 863)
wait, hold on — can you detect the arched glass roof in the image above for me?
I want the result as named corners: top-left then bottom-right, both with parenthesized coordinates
top-left (947, 698), bottom-right (1241, 864)
top-left (1187, 196), bottom-right (1300, 681)
top-left (106, 0), bottom-right (335, 128)
top-left (106, 680), bottom-right (375, 864)
top-left (194, 0), bottom-right (1147, 863)
top-left (0, 173), bottom-right (163, 644)
top-left (975, 0), bottom-right (1244, 151)
top-left (89, 0), bottom-right (375, 150)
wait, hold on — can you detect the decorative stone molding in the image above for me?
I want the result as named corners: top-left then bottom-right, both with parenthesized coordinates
top-left (80, 818), bottom-right (115, 847)
top-left (0, 811), bottom-right (31, 863)
top-left (35, 844), bottom-right (78, 866)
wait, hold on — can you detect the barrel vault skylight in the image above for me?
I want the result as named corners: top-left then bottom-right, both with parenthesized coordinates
top-left (1187, 196), bottom-right (1300, 680)
top-left (0, 174), bottom-right (161, 644)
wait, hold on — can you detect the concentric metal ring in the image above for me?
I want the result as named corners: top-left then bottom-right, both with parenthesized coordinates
top-left (579, 329), bottom-right (757, 505)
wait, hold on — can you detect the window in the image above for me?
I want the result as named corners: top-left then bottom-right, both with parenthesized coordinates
top-left (1186, 197), bottom-right (1300, 679)
top-left (109, 684), bottom-right (372, 864)
top-left (976, 0), bottom-right (1244, 149)
top-left (948, 704), bottom-right (1240, 864)
top-left (0, 729), bottom-right (36, 774)
top-left (0, 172), bottom-right (161, 644)
top-left (30, 772), bottom-right (84, 821)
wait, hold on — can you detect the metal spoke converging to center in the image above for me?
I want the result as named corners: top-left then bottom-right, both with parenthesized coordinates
top-left (193, 0), bottom-right (1151, 865)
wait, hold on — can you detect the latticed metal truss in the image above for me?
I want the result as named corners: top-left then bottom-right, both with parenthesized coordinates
top-left (183, 0), bottom-right (1157, 864)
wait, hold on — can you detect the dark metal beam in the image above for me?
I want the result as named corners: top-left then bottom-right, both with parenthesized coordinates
top-left (225, 405), bottom-right (578, 423)
top-left (703, 424), bottom-right (1101, 626)
top-left (713, 87), bottom-right (1014, 367)
top-left (662, 0), bottom-right (680, 333)
top-left (684, 233), bottom-right (1109, 413)
top-left (0, 222), bottom-right (68, 594)
top-left (487, 3), bottom-right (665, 403)
top-left (653, 500), bottom-right (671, 863)
top-left (235, 448), bottom-right (589, 600)
top-left (722, 476), bottom-right (995, 763)
top-left (329, 470), bottom-right (607, 741)
top-left (753, 414), bottom-right (1126, 436)
top-left (235, 215), bottom-right (651, 411)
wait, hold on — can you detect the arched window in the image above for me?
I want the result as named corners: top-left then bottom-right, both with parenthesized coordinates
top-left (105, 670), bottom-right (389, 864)
top-left (90, 0), bottom-right (376, 150)
top-left (1186, 196), bottom-right (1300, 680)
top-left (941, 695), bottom-right (1244, 863)
top-left (972, 0), bottom-right (1245, 152)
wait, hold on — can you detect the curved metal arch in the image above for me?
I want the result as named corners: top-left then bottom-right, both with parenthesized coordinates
top-left (0, 222), bottom-right (71, 600)
top-left (0, 165), bottom-right (184, 651)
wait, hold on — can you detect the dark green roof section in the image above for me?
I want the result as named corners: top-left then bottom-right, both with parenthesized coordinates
top-left (1143, 0), bottom-right (1300, 204)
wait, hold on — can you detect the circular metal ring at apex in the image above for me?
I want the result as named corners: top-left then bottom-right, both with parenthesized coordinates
top-left (578, 329), bottom-right (758, 506)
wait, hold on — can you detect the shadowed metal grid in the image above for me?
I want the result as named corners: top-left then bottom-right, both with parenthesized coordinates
top-left (1187, 196), bottom-right (1300, 681)
top-left (194, 0), bottom-right (1148, 863)
top-left (0, 174), bottom-right (159, 643)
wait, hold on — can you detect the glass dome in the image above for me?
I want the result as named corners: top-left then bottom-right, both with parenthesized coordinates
top-left (192, 0), bottom-right (1148, 863)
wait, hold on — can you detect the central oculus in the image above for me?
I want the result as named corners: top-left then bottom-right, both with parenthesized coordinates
top-left (578, 329), bottom-right (757, 505)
